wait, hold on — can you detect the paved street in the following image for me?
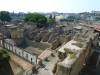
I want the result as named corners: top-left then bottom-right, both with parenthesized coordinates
top-left (35, 52), bottom-right (58, 75)
top-left (25, 52), bottom-right (58, 75)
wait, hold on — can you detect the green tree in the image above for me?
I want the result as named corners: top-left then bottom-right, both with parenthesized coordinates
top-left (0, 49), bottom-right (10, 61)
top-left (0, 11), bottom-right (11, 23)
top-left (49, 14), bottom-right (52, 19)
top-left (48, 14), bottom-right (56, 25)
top-left (66, 16), bottom-right (76, 22)
top-left (24, 13), bottom-right (47, 28)
top-left (48, 18), bottom-right (55, 25)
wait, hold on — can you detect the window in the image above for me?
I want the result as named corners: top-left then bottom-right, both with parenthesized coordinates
top-left (19, 52), bottom-right (20, 56)
top-left (31, 58), bottom-right (33, 63)
top-left (26, 54), bottom-right (28, 59)
top-left (15, 49), bottom-right (16, 53)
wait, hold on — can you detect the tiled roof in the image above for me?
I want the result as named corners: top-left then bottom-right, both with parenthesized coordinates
top-left (38, 49), bottom-right (52, 60)
top-left (95, 25), bottom-right (100, 32)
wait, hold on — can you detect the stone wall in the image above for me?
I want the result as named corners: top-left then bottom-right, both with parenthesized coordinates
top-left (55, 33), bottom-right (93, 75)
top-left (55, 45), bottom-right (92, 75)
top-left (1, 39), bottom-right (37, 65)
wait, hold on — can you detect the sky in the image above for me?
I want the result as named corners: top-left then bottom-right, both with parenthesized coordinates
top-left (0, 0), bottom-right (99, 13)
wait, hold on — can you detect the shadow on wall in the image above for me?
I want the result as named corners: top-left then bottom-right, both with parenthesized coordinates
top-left (79, 51), bottom-right (100, 75)
top-left (0, 60), bottom-right (14, 75)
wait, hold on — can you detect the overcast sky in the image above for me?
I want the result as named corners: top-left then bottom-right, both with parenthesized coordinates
top-left (0, 0), bottom-right (99, 13)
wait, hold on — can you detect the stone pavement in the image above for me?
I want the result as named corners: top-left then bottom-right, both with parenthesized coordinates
top-left (34, 52), bottom-right (58, 75)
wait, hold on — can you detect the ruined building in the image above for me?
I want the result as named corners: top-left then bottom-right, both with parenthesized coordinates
top-left (53, 26), bottom-right (99, 75)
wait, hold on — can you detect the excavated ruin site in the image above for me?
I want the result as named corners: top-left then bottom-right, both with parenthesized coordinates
top-left (0, 23), bottom-right (100, 75)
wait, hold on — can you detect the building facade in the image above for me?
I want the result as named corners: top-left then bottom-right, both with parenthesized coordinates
top-left (0, 38), bottom-right (37, 65)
